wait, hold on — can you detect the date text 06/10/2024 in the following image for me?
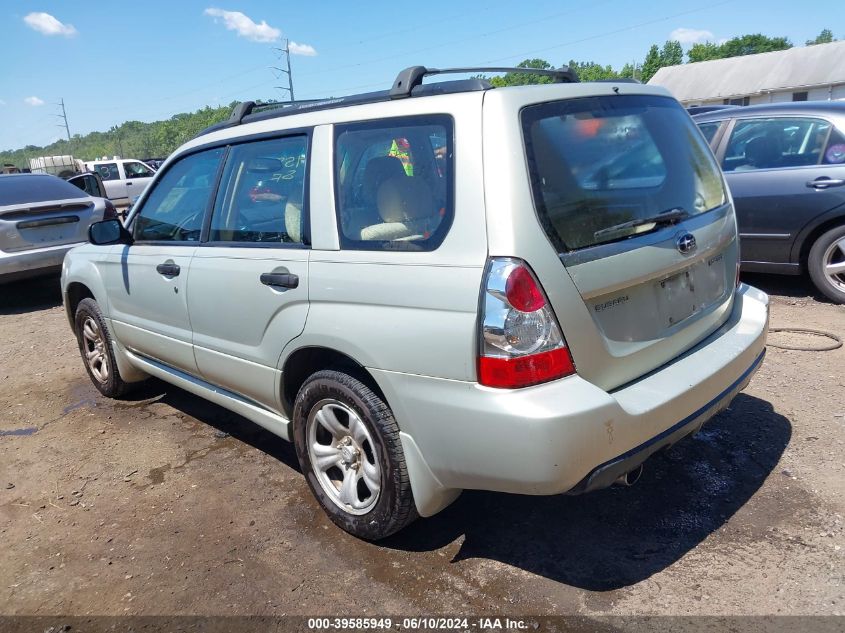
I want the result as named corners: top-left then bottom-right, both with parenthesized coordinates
top-left (306, 617), bottom-right (531, 630)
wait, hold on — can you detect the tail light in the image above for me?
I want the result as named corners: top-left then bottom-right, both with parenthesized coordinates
top-left (478, 258), bottom-right (575, 388)
top-left (102, 199), bottom-right (118, 221)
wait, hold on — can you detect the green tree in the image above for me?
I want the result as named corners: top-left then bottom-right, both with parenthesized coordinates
top-left (641, 44), bottom-right (662, 83)
top-left (719, 33), bottom-right (791, 57)
top-left (687, 33), bottom-right (792, 63)
top-left (567, 60), bottom-right (619, 82)
top-left (619, 62), bottom-right (639, 81)
top-left (688, 41), bottom-right (722, 63)
top-left (0, 103), bottom-right (235, 168)
top-left (806, 29), bottom-right (836, 45)
top-left (489, 58), bottom-right (555, 87)
top-left (660, 40), bottom-right (684, 67)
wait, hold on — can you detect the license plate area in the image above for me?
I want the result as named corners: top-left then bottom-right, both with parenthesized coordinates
top-left (658, 270), bottom-right (697, 327)
top-left (656, 255), bottom-right (727, 329)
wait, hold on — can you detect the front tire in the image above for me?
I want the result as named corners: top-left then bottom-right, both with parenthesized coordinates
top-left (292, 370), bottom-right (417, 540)
top-left (808, 225), bottom-right (845, 304)
top-left (74, 298), bottom-right (131, 398)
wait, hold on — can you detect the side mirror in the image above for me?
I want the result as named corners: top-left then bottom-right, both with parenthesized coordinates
top-left (89, 219), bottom-right (133, 245)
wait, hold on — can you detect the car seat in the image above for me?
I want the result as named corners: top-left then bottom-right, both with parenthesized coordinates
top-left (359, 175), bottom-right (437, 241)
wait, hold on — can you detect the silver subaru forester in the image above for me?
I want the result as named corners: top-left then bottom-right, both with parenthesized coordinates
top-left (62, 66), bottom-right (769, 540)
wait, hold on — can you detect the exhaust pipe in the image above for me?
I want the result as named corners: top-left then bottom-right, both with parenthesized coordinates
top-left (614, 464), bottom-right (643, 487)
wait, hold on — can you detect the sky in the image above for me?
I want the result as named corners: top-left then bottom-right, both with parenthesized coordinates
top-left (1, 0), bottom-right (843, 152)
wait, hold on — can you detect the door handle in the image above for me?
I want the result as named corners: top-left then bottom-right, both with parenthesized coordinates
top-left (806, 178), bottom-right (845, 189)
top-left (125, 181), bottom-right (133, 185)
top-left (156, 263), bottom-right (180, 276)
top-left (260, 272), bottom-right (299, 289)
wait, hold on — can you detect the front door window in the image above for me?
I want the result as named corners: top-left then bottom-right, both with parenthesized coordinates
top-left (132, 148), bottom-right (224, 242)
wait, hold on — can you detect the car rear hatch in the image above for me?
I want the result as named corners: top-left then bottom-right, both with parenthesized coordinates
top-left (0, 176), bottom-right (96, 254)
top-left (487, 89), bottom-right (738, 391)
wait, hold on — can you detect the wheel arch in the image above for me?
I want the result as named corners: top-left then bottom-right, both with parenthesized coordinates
top-left (793, 209), bottom-right (845, 268)
top-left (281, 346), bottom-right (387, 420)
top-left (65, 281), bottom-right (96, 329)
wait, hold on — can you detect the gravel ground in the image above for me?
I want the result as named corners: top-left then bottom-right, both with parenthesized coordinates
top-left (0, 273), bottom-right (843, 618)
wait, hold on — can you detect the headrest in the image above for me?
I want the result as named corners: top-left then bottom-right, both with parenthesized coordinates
top-left (284, 187), bottom-right (303, 243)
top-left (363, 156), bottom-right (407, 201)
top-left (376, 176), bottom-right (434, 223)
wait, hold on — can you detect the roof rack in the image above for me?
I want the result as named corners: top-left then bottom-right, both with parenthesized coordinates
top-left (194, 64), bottom-right (578, 138)
top-left (389, 65), bottom-right (579, 98)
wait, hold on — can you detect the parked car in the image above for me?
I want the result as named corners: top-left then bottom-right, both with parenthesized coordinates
top-left (693, 102), bottom-right (845, 303)
top-left (141, 157), bottom-right (167, 171)
top-left (66, 171), bottom-right (108, 199)
top-left (62, 66), bottom-right (769, 540)
top-left (686, 104), bottom-right (738, 117)
top-left (84, 158), bottom-right (156, 206)
top-left (0, 173), bottom-right (117, 283)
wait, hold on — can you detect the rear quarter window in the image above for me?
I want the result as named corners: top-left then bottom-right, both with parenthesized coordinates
top-left (334, 115), bottom-right (453, 251)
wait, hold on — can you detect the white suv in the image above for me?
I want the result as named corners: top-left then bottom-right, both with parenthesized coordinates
top-left (62, 66), bottom-right (769, 540)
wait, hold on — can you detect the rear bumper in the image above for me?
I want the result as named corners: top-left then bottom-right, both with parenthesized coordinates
top-left (0, 243), bottom-right (81, 283)
top-left (567, 347), bottom-right (764, 494)
top-left (371, 283), bottom-right (769, 516)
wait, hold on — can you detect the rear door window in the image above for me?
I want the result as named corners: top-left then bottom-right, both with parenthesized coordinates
top-left (522, 95), bottom-right (726, 251)
top-left (209, 135), bottom-right (308, 245)
top-left (723, 117), bottom-right (833, 171)
top-left (94, 163), bottom-right (120, 181)
top-left (697, 121), bottom-right (724, 147)
top-left (822, 127), bottom-right (845, 165)
top-left (334, 115), bottom-right (453, 251)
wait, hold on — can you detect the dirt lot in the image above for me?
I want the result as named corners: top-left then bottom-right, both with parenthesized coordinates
top-left (0, 274), bottom-right (843, 618)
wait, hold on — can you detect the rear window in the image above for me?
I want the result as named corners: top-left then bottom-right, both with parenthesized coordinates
top-left (522, 95), bottom-right (726, 251)
top-left (0, 174), bottom-right (88, 206)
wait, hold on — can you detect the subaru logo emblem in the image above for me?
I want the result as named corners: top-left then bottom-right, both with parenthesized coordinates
top-left (677, 233), bottom-right (697, 255)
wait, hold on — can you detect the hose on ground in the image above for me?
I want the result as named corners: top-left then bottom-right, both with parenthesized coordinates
top-left (767, 327), bottom-right (843, 352)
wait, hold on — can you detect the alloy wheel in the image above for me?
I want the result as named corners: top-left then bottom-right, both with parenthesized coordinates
top-left (306, 399), bottom-right (380, 515)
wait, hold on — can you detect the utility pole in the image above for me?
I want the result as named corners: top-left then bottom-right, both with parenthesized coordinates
top-left (54, 98), bottom-right (72, 146)
top-left (271, 39), bottom-right (295, 102)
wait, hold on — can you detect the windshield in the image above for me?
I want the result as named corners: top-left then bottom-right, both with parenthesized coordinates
top-left (522, 95), bottom-right (726, 251)
top-left (0, 174), bottom-right (89, 206)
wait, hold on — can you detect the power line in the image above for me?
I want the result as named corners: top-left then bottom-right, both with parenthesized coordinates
top-left (476, 0), bottom-right (734, 65)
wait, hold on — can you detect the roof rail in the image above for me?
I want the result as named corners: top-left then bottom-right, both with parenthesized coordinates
top-left (390, 65), bottom-right (579, 99)
top-left (193, 64), bottom-right (578, 139)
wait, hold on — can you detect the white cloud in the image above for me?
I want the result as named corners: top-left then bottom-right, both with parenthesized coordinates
top-left (204, 8), bottom-right (280, 42)
top-left (670, 27), bottom-right (715, 45)
top-left (24, 96), bottom-right (45, 107)
top-left (23, 12), bottom-right (77, 37)
top-left (289, 41), bottom-right (317, 56)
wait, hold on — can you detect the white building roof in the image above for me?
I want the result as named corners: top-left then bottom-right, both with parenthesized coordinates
top-left (648, 40), bottom-right (845, 102)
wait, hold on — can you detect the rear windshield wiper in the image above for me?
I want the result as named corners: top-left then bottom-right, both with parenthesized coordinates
top-left (593, 207), bottom-right (689, 241)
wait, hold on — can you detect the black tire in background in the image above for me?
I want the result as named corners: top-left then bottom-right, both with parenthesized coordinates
top-left (292, 369), bottom-right (418, 540)
top-left (808, 225), bottom-right (845, 304)
top-left (74, 298), bottom-right (132, 398)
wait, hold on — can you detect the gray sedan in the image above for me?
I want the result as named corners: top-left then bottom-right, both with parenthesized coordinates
top-left (694, 102), bottom-right (845, 303)
top-left (0, 173), bottom-right (117, 283)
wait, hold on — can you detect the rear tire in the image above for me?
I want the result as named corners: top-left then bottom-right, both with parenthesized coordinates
top-left (74, 298), bottom-right (132, 398)
top-left (292, 369), bottom-right (417, 540)
top-left (808, 225), bottom-right (845, 304)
